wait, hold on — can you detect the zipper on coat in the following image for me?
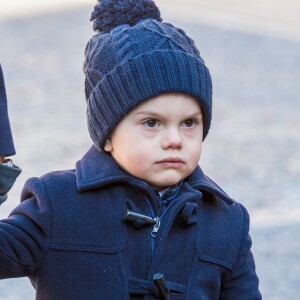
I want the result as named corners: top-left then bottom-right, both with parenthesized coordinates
top-left (151, 217), bottom-right (161, 237)
top-left (144, 194), bottom-right (181, 256)
top-left (144, 196), bottom-right (160, 255)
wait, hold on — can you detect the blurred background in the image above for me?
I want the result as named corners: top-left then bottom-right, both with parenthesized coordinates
top-left (0, 0), bottom-right (299, 299)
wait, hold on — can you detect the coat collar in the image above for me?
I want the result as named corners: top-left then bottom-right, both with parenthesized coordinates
top-left (75, 145), bottom-right (136, 191)
top-left (76, 145), bottom-right (234, 205)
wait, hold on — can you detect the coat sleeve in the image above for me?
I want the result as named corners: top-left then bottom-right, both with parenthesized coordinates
top-left (220, 204), bottom-right (262, 300)
top-left (0, 64), bottom-right (16, 157)
top-left (0, 177), bottom-right (52, 279)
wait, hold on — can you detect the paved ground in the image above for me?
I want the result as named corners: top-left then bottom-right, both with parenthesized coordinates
top-left (0, 2), bottom-right (299, 299)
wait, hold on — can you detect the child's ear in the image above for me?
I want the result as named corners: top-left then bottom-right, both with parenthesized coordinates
top-left (104, 138), bottom-right (113, 152)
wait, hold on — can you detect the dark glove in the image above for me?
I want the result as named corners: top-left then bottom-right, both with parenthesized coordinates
top-left (0, 160), bottom-right (22, 205)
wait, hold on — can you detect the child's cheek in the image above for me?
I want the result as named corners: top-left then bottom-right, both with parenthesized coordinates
top-left (138, 127), bottom-right (159, 139)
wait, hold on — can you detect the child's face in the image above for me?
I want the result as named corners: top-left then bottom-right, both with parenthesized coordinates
top-left (104, 93), bottom-right (203, 191)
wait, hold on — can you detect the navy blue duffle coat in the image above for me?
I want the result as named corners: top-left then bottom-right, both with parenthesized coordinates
top-left (0, 146), bottom-right (261, 299)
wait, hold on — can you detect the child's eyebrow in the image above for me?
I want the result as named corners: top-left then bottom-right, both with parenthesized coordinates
top-left (133, 111), bottom-right (203, 118)
top-left (133, 111), bottom-right (159, 116)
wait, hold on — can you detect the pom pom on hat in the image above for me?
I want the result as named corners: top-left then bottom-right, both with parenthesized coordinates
top-left (91, 0), bottom-right (162, 32)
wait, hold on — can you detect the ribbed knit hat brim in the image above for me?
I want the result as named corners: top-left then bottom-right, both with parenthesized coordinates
top-left (87, 50), bottom-right (212, 149)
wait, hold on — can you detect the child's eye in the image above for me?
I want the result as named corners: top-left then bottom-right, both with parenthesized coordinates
top-left (182, 119), bottom-right (196, 127)
top-left (144, 119), bottom-right (159, 128)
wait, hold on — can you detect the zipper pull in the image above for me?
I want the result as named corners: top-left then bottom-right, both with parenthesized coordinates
top-left (151, 217), bottom-right (161, 237)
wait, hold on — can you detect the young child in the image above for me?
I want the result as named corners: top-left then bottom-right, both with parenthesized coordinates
top-left (0, 0), bottom-right (262, 299)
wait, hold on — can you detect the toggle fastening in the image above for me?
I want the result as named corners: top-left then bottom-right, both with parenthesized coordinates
top-left (153, 273), bottom-right (170, 300)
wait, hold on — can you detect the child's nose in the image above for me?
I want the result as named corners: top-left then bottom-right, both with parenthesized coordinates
top-left (161, 128), bottom-right (183, 150)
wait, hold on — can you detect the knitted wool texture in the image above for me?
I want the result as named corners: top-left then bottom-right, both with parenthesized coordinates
top-left (84, 1), bottom-right (212, 150)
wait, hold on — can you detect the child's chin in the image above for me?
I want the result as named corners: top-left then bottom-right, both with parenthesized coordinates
top-left (157, 179), bottom-right (182, 189)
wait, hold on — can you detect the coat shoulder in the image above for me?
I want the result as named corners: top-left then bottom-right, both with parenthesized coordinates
top-left (20, 169), bottom-right (76, 207)
top-left (196, 191), bottom-right (250, 271)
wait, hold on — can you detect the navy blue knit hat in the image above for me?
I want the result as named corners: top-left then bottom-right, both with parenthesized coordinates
top-left (84, 0), bottom-right (212, 149)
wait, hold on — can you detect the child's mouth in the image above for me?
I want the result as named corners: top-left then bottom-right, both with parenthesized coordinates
top-left (156, 158), bottom-right (184, 168)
